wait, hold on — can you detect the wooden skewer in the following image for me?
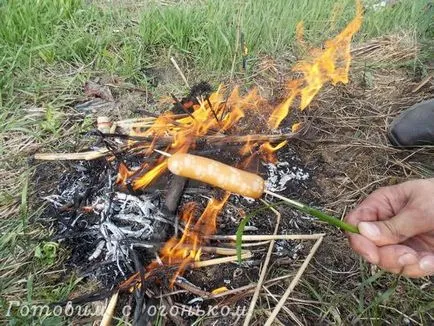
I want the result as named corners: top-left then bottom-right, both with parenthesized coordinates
top-left (207, 234), bottom-right (326, 241)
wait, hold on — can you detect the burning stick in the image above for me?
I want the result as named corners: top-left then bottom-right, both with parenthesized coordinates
top-left (35, 133), bottom-right (296, 161)
top-left (127, 133), bottom-right (296, 146)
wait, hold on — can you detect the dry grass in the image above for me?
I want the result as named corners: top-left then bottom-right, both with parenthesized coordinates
top-left (1, 31), bottom-right (433, 324)
top-left (201, 32), bottom-right (434, 325)
top-left (279, 34), bottom-right (434, 325)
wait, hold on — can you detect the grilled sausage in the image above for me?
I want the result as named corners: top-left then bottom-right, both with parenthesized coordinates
top-left (167, 153), bottom-right (264, 198)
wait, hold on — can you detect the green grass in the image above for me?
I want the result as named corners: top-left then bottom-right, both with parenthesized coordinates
top-left (0, 0), bottom-right (432, 102)
top-left (0, 0), bottom-right (433, 324)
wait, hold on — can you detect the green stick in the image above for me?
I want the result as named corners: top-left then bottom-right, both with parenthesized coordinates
top-left (264, 190), bottom-right (359, 233)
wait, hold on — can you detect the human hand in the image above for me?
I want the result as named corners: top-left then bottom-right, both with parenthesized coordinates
top-left (345, 178), bottom-right (434, 277)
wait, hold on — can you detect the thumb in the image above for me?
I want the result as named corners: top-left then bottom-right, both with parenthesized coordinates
top-left (358, 208), bottom-right (430, 246)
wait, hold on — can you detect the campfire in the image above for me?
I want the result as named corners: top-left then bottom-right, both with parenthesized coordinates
top-left (36, 2), bottom-right (363, 324)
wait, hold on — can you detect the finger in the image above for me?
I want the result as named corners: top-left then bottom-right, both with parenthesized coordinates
top-left (401, 254), bottom-right (434, 277)
top-left (403, 231), bottom-right (434, 252)
top-left (345, 185), bottom-right (407, 224)
top-left (358, 208), bottom-right (433, 246)
top-left (375, 244), bottom-right (418, 273)
top-left (345, 206), bottom-right (378, 226)
top-left (347, 233), bottom-right (379, 264)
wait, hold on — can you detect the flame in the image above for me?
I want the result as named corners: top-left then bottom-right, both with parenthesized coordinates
top-left (146, 193), bottom-right (230, 286)
top-left (260, 140), bottom-right (288, 164)
top-left (239, 135), bottom-right (255, 156)
top-left (115, 1), bottom-right (362, 286)
top-left (117, 1), bottom-right (362, 188)
top-left (131, 160), bottom-right (168, 190)
top-left (116, 162), bottom-right (133, 185)
top-left (291, 122), bottom-right (302, 133)
top-left (116, 85), bottom-right (267, 189)
top-left (269, 0), bottom-right (363, 128)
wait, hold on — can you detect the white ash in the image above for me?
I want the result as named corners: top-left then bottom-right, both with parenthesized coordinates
top-left (44, 168), bottom-right (168, 279)
top-left (85, 192), bottom-right (166, 276)
top-left (188, 297), bottom-right (204, 305)
top-left (264, 161), bottom-right (309, 192)
top-left (275, 240), bottom-right (304, 259)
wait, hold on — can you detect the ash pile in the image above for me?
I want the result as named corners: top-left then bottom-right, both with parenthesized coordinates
top-left (39, 139), bottom-right (313, 288)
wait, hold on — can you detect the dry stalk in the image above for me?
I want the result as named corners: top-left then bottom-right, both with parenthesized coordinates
top-left (239, 240), bottom-right (272, 247)
top-left (264, 311), bottom-right (285, 326)
top-left (264, 235), bottom-right (324, 326)
top-left (175, 277), bottom-right (213, 298)
top-left (192, 251), bottom-right (252, 268)
top-left (170, 56), bottom-right (189, 88)
top-left (99, 291), bottom-right (119, 326)
top-left (178, 245), bottom-right (244, 256)
top-left (243, 200), bottom-right (281, 326)
top-left (34, 148), bottom-right (110, 161)
top-left (262, 286), bottom-right (303, 326)
top-left (208, 274), bottom-right (293, 300)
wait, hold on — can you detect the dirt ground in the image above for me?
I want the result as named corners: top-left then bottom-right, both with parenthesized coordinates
top-left (29, 33), bottom-right (434, 325)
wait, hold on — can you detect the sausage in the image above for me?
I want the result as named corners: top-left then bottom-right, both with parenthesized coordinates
top-left (167, 153), bottom-right (265, 198)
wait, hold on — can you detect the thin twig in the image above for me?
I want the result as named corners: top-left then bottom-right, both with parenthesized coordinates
top-left (170, 57), bottom-right (189, 88)
top-left (175, 277), bottom-right (212, 298)
top-left (209, 274), bottom-right (294, 300)
top-left (99, 291), bottom-right (119, 326)
top-left (192, 251), bottom-right (252, 268)
top-left (262, 286), bottom-right (303, 326)
top-left (264, 311), bottom-right (285, 326)
top-left (34, 148), bottom-right (110, 161)
top-left (243, 200), bottom-right (281, 326)
top-left (264, 235), bottom-right (324, 326)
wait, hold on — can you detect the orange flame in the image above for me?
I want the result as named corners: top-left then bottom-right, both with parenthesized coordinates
top-left (291, 122), bottom-right (303, 133)
top-left (260, 140), bottom-right (288, 164)
top-left (131, 160), bottom-right (168, 190)
top-left (269, 0), bottom-right (363, 128)
top-left (146, 193), bottom-right (230, 286)
top-left (116, 162), bottom-right (134, 185)
top-left (116, 1), bottom-right (362, 286)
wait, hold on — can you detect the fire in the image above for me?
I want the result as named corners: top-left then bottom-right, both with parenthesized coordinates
top-left (116, 1), bottom-right (362, 286)
top-left (144, 193), bottom-right (230, 287)
top-left (269, 0), bottom-right (363, 128)
top-left (131, 160), bottom-right (168, 190)
top-left (260, 140), bottom-right (288, 164)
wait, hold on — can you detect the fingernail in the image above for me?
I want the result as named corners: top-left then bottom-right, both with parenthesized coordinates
top-left (420, 256), bottom-right (434, 273)
top-left (398, 253), bottom-right (417, 266)
top-left (358, 222), bottom-right (381, 240)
